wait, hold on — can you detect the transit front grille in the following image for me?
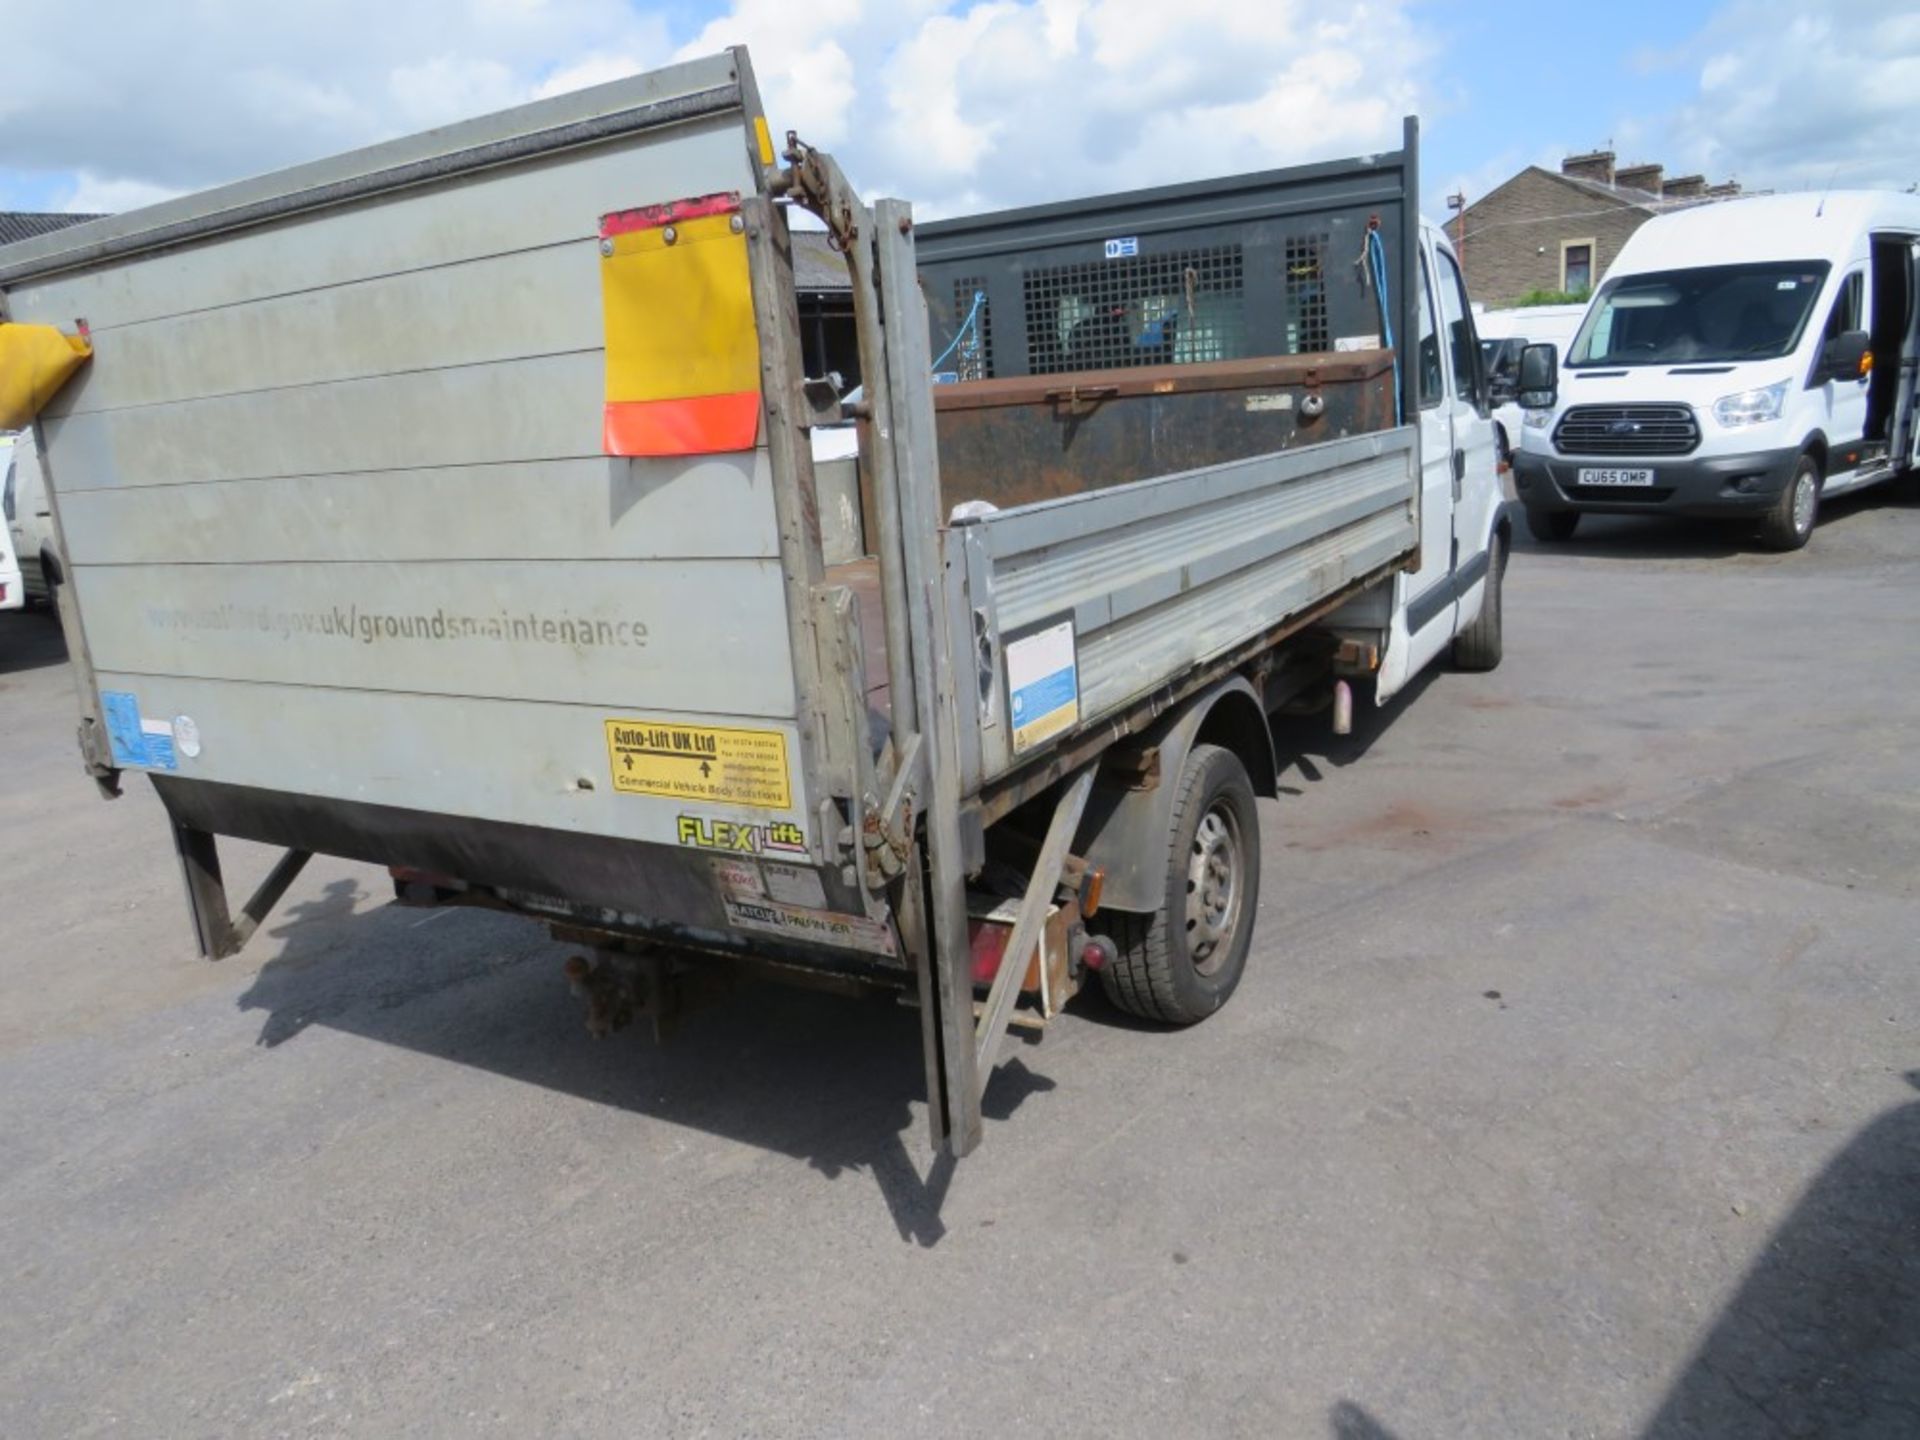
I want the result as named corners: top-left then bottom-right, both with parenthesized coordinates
top-left (1553, 404), bottom-right (1700, 456)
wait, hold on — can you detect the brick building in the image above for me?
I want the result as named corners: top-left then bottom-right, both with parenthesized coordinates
top-left (1450, 152), bottom-right (1739, 306)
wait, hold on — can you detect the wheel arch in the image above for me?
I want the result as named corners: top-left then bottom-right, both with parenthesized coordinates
top-left (1075, 676), bottom-right (1275, 914)
top-left (1800, 431), bottom-right (1829, 476)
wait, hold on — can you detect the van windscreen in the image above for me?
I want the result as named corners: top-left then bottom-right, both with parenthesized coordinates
top-left (1567, 261), bottom-right (1830, 367)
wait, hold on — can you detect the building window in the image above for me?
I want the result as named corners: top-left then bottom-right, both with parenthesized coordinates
top-left (1561, 239), bottom-right (1595, 295)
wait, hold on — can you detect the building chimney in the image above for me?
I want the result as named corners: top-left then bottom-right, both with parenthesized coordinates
top-left (1616, 163), bottom-right (1664, 195)
top-left (1561, 149), bottom-right (1616, 185)
top-left (1661, 174), bottom-right (1706, 200)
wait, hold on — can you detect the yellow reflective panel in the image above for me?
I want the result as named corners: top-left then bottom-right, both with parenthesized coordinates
top-left (599, 200), bottom-right (762, 455)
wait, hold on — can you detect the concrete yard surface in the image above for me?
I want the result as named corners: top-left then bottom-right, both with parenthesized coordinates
top-left (1, 488), bottom-right (1916, 1438)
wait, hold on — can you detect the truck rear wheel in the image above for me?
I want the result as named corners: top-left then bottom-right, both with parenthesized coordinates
top-left (1095, 743), bottom-right (1259, 1024)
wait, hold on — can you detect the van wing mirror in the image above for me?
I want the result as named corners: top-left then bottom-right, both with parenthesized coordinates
top-left (1821, 329), bottom-right (1870, 381)
top-left (1517, 343), bottom-right (1558, 409)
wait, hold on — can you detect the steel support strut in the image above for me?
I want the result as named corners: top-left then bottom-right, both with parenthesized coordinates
top-left (973, 767), bottom-right (1095, 1090)
top-left (785, 138), bottom-right (985, 1155)
top-left (171, 823), bottom-right (312, 960)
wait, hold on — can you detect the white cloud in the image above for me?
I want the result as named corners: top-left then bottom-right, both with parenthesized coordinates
top-left (533, 52), bottom-right (653, 100)
top-left (0, 0), bottom-right (1438, 221)
top-left (56, 173), bottom-right (186, 216)
top-left (707, 0), bottom-right (1436, 216)
top-left (1635, 0), bottom-right (1920, 192)
top-left (0, 0), bottom-right (670, 205)
top-left (673, 0), bottom-right (876, 148)
top-left (386, 56), bottom-right (527, 131)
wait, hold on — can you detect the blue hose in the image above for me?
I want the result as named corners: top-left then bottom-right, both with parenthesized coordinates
top-left (932, 288), bottom-right (986, 372)
top-left (1366, 229), bottom-right (1402, 421)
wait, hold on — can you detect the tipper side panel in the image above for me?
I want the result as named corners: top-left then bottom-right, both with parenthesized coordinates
top-left (3, 58), bottom-right (823, 894)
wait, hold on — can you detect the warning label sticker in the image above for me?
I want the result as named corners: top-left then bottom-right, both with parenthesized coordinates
top-left (721, 897), bottom-right (898, 958)
top-left (604, 719), bottom-right (791, 809)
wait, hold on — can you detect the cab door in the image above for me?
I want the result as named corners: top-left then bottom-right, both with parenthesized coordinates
top-left (1814, 268), bottom-right (1870, 481)
top-left (1396, 236), bottom-right (1459, 677)
top-left (1433, 241), bottom-right (1499, 609)
top-left (1392, 232), bottom-right (1495, 680)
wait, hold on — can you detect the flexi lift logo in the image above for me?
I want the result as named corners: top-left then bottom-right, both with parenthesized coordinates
top-left (598, 192), bottom-right (761, 456)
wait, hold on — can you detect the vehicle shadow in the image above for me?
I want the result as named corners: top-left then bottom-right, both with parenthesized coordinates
top-left (1269, 667), bottom-right (1438, 789)
top-left (1638, 1072), bottom-right (1920, 1438)
top-left (1510, 511), bottom-right (1748, 560)
top-left (0, 609), bottom-right (68, 675)
top-left (1509, 479), bottom-right (1912, 560)
top-left (234, 877), bottom-right (1056, 1249)
top-left (1326, 1074), bottom-right (1920, 1438)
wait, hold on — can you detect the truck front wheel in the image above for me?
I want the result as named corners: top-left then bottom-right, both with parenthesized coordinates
top-left (1451, 533), bottom-right (1505, 672)
top-left (1095, 743), bottom-right (1260, 1024)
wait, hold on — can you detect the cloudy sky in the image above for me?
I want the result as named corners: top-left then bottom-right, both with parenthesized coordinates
top-left (0, 0), bottom-right (1914, 224)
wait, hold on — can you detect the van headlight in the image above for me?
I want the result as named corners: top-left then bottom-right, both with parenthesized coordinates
top-left (1522, 408), bottom-right (1552, 429)
top-left (1713, 381), bottom-right (1789, 427)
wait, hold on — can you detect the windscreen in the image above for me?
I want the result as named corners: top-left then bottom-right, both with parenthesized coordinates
top-left (1567, 260), bottom-right (1830, 367)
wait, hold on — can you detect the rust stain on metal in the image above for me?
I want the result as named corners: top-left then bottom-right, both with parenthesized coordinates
top-left (931, 352), bottom-right (1395, 513)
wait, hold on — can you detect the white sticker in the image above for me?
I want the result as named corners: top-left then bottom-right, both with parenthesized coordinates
top-left (1104, 236), bottom-right (1139, 259)
top-left (763, 862), bottom-right (827, 909)
top-left (710, 857), bottom-right (765, 899)
top-left (172, 714), bottom-right (202, 759)
top-left (1335, 334), bottom-right (1382, 352)
top-left (721, 897), bottom-right (898, 957)
top-left (1006, 620), bottom-right (1079, 755)
top-left (1244, 392), bottom-right (1294, 413)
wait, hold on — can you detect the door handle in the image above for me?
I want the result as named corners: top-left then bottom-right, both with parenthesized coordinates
top-left (1451, 447), bottom-right (1465, 498)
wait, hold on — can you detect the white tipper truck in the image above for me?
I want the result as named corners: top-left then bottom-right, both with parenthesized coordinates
top-left (0, 48), bottom-right (1508, 1156)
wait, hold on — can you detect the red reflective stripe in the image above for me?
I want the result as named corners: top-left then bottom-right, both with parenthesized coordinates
top-left (600, 192), bottom-right (741, 239)
top-left (602, 392), bottom-right (760, 456)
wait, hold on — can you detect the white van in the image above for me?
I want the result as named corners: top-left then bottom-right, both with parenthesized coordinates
top-left (1477, 302), bottom-right (1587, 468)
top-left (1512, 191), bottom-right (1920, 549)
top-left (0, 441), bottom-right (21, 614)
top-left (2, 427), bottom-right (57, 604)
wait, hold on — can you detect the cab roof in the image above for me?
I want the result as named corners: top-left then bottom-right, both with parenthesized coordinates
top-left (1611, 190), bottom-right (1920, 276)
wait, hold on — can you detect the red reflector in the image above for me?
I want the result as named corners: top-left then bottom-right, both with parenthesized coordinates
top-left (603, 392), bottom-right (760, 457)
top-left (968, 919), bottom-right (1010, 985)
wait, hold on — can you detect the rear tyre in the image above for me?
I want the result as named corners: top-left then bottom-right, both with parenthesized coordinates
top-left (1451, 534), bottom-right (1505, 672)
top-left (1758, 453), bottom-right (1820, 551)
top-left (1525, 507), bottom-right (1580, 543)
top-left (1095, 744), bottom-right (1260, 1025)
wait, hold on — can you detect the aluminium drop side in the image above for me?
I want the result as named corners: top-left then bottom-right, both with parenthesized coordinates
top-left (0, 46), bottom-right (1424, 1157)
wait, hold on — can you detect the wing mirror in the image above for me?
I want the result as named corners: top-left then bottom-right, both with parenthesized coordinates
top-left (1517, 343), bottom-right (1558, 410)
top-left (1821, 329), bottom-right (1870, 382)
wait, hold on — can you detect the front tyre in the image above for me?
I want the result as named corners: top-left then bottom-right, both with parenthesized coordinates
top-left (1758, 453), bottom-right (1820, 551)
top-left (1095, 744), bottom-right (1260, 1024)
top-left (1451, 533), bottom-right (1505, 672)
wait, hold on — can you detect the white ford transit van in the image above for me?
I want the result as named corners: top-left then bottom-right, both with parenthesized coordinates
top-left (1512, 192), bottom-right (1920, 549)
